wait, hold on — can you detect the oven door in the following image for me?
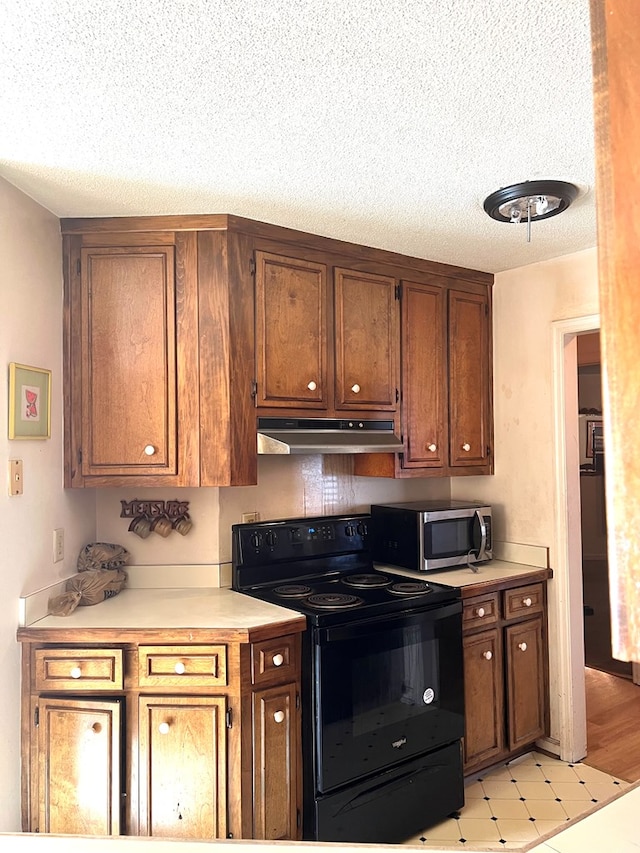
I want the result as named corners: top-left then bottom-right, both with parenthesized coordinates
top-left (313, 599), bottom-right (463, 793)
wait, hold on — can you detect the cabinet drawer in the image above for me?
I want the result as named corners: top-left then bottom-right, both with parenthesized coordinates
top-left (504, 583), bottom-right (544, 621)
top-left (138, 645), bottom-right (227, 688)
top-left (251, 635), bottom-right (298, 686)
top-left (463, 593), bottom-right (499, 630)
top-left (34, 648), bottom-right (123, 691)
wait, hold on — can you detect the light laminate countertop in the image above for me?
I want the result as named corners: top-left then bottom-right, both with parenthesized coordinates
top-left (17, 587), bottom-right (306, 642)
top-left (375, 559), bottom-right (552, 594)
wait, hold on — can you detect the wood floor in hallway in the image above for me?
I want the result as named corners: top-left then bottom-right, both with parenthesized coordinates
top-left (583, 666), bottom-right (640, 782)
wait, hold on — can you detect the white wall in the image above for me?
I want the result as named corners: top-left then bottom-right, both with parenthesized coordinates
top-left (0, 178), bottom-right (97, 830)
top-left (452, 246), bottom-right (600, 749)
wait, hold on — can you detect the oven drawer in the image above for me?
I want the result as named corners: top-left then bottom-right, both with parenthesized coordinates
top-left (503, 583), bottom-right (544, 621)
top-left (34, 647), bottom-right (123, 691)
top-left (251, 635), bottom-right (298, 686)
top-left (138, 645), bottom-right (227, 688)
top-left (463, 593), bottom-right (499, 630)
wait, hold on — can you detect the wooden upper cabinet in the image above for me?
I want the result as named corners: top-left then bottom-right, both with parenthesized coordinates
top-left (448, 288), bottom-right (492, 469)
top-left (334, 268), bottom-right (399, 411)
top-left (400, 281), bottom-right (447, 468)
top-left (254, 251), bottom-right (328, 408)
top-left (80, 246), bottom-right (177, 477)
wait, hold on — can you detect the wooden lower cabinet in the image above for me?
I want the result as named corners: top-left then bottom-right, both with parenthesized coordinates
top-left (138, 696), bottom-right (228, 839)
top-left (462, 628), bottom-right (504, 770)
top-left (251, 683), bottom-right (300, 840)
top-left (34, 696), bottom-right (122, 835)
top-left (462, 579), bottom-right (549, 775)
top-left (19, 628), bottom-right (303, 841)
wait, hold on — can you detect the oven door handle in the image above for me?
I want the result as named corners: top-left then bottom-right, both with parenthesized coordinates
top-left (317, 599), bottom-right (461, 644)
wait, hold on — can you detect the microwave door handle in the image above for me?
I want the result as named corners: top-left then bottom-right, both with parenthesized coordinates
top-left (473, 509), bottom-right (487, 561)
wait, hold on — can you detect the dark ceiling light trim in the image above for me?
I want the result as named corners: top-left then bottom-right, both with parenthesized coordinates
top-left (483, 179), bottom-right (579, 242)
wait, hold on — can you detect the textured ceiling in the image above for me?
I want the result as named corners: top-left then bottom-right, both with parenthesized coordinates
top-left (0, 0), bottom-right (596, 273)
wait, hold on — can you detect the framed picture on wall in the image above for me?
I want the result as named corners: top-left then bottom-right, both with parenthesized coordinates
top-left (8, 362), bottom-right (51, 439)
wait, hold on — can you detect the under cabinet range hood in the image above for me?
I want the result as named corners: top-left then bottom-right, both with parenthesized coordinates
top-left (257, 417), bottom-right (403, 455)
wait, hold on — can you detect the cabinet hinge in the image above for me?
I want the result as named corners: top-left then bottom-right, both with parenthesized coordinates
top-left (297, 809), bottom-right (301, 828)
top-left (487, 445), bottom-right (492, 456)
top-left (395, 387), bottom-right (399, 404)
top-left (34, 706), bottom-right (39, 728)
top-left (251, 380), bottom-right (257, 400)
top-left (78, 448), bottom-right (83, 465)
top-left (249, 257), bottom-right (256, 276)
top-left (226, 708), bottom-right (233, 729)
top-left (76, 259), bottom-right (81, 276)
top-left (296, 692), bottom-right (301, 710)
top-left (395, 283), bottom-right (402, 300)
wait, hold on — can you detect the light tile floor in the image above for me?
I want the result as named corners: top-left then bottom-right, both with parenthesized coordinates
top-left (404, 751), bottom-right (629, 850)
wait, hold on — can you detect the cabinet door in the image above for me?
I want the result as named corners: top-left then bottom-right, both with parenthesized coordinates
top-left (255, 251), bottom-right (327, 408)
top-left (400, 280), bottom-right (447, 468)
top-left (252, 683), bottom-right (301, 840)
top-left (138, 696), bottom-right (227, 839)
top-left (80, 245), bottom-right (177, 477)
top-left (448, 289), bottom-right (492, 469)
top-left (334, 268), bottom-right (399, 410)
top-left (462, 628), bottom-right (504, 771)
top-left (35, 697), bottom-right (122, 835)
top-left (505, 619), bottom-right (546, 751)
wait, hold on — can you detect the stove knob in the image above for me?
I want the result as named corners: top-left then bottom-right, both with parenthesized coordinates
top-left (345, 523), bottom-right (356, 537)
top-left (265, 531), bottom-right (277, 547)
top-left (250, 532), bottom-right (262, 549)
top-left (356, 522), bottom-right (368, 536)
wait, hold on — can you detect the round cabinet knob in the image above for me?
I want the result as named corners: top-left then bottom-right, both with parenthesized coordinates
top-left (307, 381), bottom-right (317, 391)
top-left (523, 597), bottom-right (532, 607)
top-left (272, 653), bottom-right (284, 667)
top-left (273, 710), bottom-right (285, 724)
top-left (518, 642), bottom-right (528, 652)
top-left (92, 722), bottom-right (102, 734)
top-left (428, 443), bottom-right (437, 452)
top-left (174, 662), bottom-right (186, 675)
top-left (144, 445), bottom-right (156, 456)
top-left (351, 384), bottom-right (361, 394)
top-left (475, 607), bottom-right (485, 618)
top-left (70, 666), bottom-right (82, 679)
top-left (158, 722), bottom-right (170, 734)
top-left (482, 651), bottom-right (493, 661)
top-left (462, 443), bottom-right (471, 452)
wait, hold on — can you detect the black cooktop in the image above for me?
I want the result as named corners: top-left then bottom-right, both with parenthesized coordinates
top-left (231, 513), bottom-right (460, 627)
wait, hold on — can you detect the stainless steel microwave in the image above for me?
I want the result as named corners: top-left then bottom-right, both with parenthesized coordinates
top-left (370, 500), bottom-right (492, 572)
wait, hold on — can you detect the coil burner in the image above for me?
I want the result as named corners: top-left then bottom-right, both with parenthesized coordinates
top-left (342, 573), bottom-right (392, 589)
top-left (306, 592), bottom-right (363, 609)
top-left (273, 584), bottom-right (314, 598)
top-left (388, 580), bottom-right (433, 596)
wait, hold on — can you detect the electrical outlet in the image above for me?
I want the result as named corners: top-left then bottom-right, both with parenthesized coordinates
top-left (241, 511), bottom-right (259, 524)
top-left (53, 528), bottom-right (64, 563)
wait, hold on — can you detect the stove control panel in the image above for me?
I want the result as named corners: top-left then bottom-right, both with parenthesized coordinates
top-left (233, 514), bottom-right (370, 566)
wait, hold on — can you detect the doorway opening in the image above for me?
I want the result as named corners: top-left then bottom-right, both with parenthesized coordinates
top-left (577, 331), bottom-right (632, 680)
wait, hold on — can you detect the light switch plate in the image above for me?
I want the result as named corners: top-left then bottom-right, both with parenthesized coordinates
top-left (8, 459), bottom-right (23, 495)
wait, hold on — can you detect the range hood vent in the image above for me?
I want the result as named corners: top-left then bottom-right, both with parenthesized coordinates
top-left (257, 417), bottom-right (403, 455)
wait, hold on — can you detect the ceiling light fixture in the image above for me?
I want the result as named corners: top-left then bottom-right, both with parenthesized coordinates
top-left (483, 179), bottom-right (579, 243)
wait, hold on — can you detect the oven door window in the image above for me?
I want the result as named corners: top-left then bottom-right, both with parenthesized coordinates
top-left (315, 601), bottom-right (463, 793)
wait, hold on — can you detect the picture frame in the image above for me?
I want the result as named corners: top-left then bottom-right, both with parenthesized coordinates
top-left (8, 362), bottom-right (51, 439)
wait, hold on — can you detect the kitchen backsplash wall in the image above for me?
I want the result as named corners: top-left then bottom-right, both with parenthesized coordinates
top-left (96, 455), bottom-right (451, 566)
